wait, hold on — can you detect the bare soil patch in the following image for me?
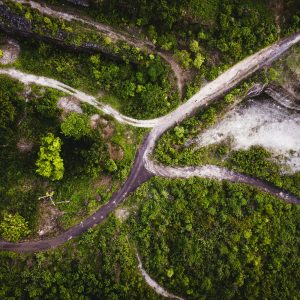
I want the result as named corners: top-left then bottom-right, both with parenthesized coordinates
top-left (57, 96), bottom-right (83, 114)
top-left (108, 142), bottom-right (124, 161)
top-left (0, 38), bottom-right (20, 65)
top-left (16, 138), bottom-right (34, 153)
top-left (38, 201), bottom-right (64, 236)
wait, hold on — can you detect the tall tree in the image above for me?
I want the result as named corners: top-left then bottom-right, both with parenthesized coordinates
top-left (36, 133), bottom-right (64, 181)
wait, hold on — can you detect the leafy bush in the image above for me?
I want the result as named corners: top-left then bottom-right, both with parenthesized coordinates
top-left (61, 112), bottom-right (92, 140)
top-left (0, 212), bottom-right (30, 241)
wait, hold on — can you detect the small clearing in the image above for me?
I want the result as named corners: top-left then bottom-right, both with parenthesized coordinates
top-left (193, 98), bottom-right (300, 172)
top-left (57, 96), bottom-right (83, 114)
top-left (115, 208), bottom-right (129, 221)
top-left (108, 142), bottom-right (124, 161)
top-left (0, 38), bottom-right (20, 65)
top-left (38, 201), bottom-right (64, 236)
top-left (16, 138), bottom-right (34, 153)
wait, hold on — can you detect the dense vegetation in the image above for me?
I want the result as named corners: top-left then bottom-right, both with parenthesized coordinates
top-left (1, 177), bottom-right (298, 299)
top-left (14, 39), bottom-right (178, 119)
top-left (129, 177), bottom-right (300, 299)
top-left (0, 215), bottom-right (159, 299)
top-left (0, 75), bottom-right (145, 236)
top-left (0, 0), bottom-right (299, 299)
top-left (48, 0), bottom-right (300, 81)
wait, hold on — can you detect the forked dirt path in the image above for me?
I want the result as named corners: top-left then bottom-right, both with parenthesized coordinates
top-left (14, 0), bottom-right (186, 96)
top-left (0, 23), bottom-right (299, 252)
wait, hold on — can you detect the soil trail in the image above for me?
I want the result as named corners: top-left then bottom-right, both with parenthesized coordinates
top-left (0, 68), bottom-right (162, 127)
top-left (136, 252), bottom-right (185, 300)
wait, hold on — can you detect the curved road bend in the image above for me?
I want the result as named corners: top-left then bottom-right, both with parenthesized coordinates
top-left (14, 0), bottom-right (185, 96)
top-left (147, 163), bottom-right (300, 205)
top-left (0, 136), bottom-right (153, 252)
top-left (0, 33), bottom-right (300, 252)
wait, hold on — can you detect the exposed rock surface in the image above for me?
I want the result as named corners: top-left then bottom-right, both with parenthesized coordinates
top-left (57, 96), bottom-right (83, 113)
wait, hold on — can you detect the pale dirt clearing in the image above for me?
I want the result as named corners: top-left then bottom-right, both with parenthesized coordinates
top-left (143, 33), bottom-right (300, 172)
top-left (193, 99), bottom-right (300, 172)
top-left (57, 96), bottom-right (83, 113)
top-left (0, 38), bottom-right (20, 65)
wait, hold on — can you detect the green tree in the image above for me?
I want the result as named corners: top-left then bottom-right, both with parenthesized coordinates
top-left (190, 40), bottom-right (199, 53)
top-left (105, 159), bottom-right (118, 173)
top-left (36, 133), bottom-right (64, 181)
top-left (193, 53), bottom-right (205, 69)
top-left (267, 68), bottom-right (279, 81)
top-left (0, 212), bottom-right (30, 242)
top-left (61, 112), bottom-right (91, 140)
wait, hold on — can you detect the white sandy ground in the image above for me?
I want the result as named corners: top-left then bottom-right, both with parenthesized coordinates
top-left (14, 0), bottom-right (185, 95)
top-left (192, 99), bottom-right (300, 172)
top-left (136, 253), bottom-right (185, 300)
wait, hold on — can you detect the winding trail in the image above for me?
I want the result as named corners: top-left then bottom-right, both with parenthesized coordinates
top-left (136, 252), bottom-right (185, 300)
top-left (0, 26), bottom-right (300, 253)
top-left (14, 0), bottom-right (186, 96)
top-left (0, 68), bottom-right (161, 128)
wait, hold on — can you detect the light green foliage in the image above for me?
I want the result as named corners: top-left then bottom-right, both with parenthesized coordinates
top-left (105, 158), bottom-right (118, 173)
top-left (174, 50), bottom-right (192, 69)
top-left (61, 112), bottom-right (91, 140)
top-left (0, 49), bottom-right (3, 58)
top-left (0, 212), bottom-right (30, 242)
top-left (104, 36), bottom-right (112, 45)
top-left (224, 93), bottom-right (235, 104)
top-left (193, 53), bottom-right (205, 69)
top-left (36, 133), bottom-right (64, 181)
top-left (167, 268), bottom-right (174, 278)
top-left (24, 11), bottom-right (32, 21)
top-left (267, 68), bottom-right (279, 81)
top-left (190, 40), bottom-right (199, 53)
top-left (174, 126), bottom-right (185, 138)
